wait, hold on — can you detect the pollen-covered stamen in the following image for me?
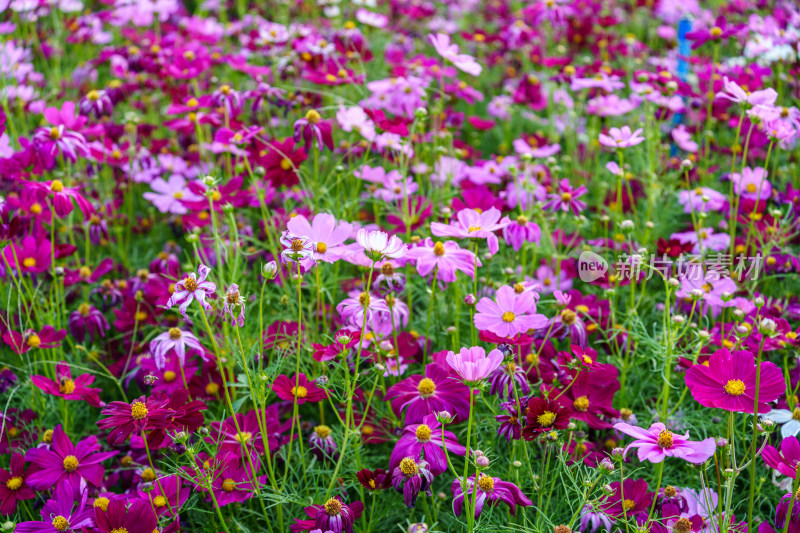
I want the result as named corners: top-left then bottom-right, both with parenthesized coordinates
top-left (52, 516), bottom-right (70, 531)
top-left (59, 378), bottom-right (76, 394)
top-left (169, 327), bottom-right (182, 340)
top-left (561, 192), bottom-right (572, 201)
top-left (27, 334), bottom-right (41, 348)
top-left (560, 309), bottom-right (577, 325)
top-left (6, 476), bottom-right (23, 490)
top-left (291, 385), bottom-right (308, 398)
top-left (477, 475), bottom-right (494, 492)
top-left (513, 283), bottom-right (525, 294)
top-left (417, 378), bottom-right (436, 398)
top-left (316, 241), bottom-right (327, 253)
top-left (433, 242), bottom-right (445, 256)
top-left (51, 180), bottom-right (64, 192)
top-left (573, 396), bottom-right (590, 412)
top-left (537, 411), bottom-right (556, 426)
top-left (381, 263), bottom-right (395, 276)
top-left (399, 457), bottom-right (418, 476)
top-left (290, 238), bottom-right (305, 252)
top-left (183, 276), bottom-right (198, 291)
top-left (709, 26), bottom-right (723, 37)
top-left (324, 497), bottom-right (342, 515)
top-left (623, 499), bottom-right (636, 511)
top-left (674, 518), bottom-right (693, 533)
top-left (314, 425), bottom-right (331, 438)
top-left (235, 432), bottom-right (252, 443)
top-left (93, 496), bottom-right (110, 511)
top-left (49, 127), bottom-right (62, 140)
top-left (63, 455), bottom-right (79, 472)
top-left (657, 430), bottom-right (674, 449)
top-left (358, 292), bottom-right (370, 307)
top-left (131, 401), bottom-right (149, 420)
top-left (516, 215), bottom-right (528, 226)
top-left (467, 225), bottom-right (482, 233)
top-left (663, 486), bottom-right (677, 497)
top-left (504, 362), bottom-right (517, 375)
top-left (226, 289), bottom-right (240, 305)
top-left (502, 311), bottom-right (516, 322)
top-left (305, 109), bottom-right (322, 124)
top-left (221, 478), bottom-right (236, 492)
top-left (415, 424), bottom-right (432, 442)
top-left (724, 379), bottom-right (746, 396)
top-left (153, 496), bottom-right (168, 507)
top-left (78, 303), bottom-right (91, 317)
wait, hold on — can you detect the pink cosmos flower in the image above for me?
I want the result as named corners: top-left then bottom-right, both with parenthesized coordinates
top-left (32, 101), bottom-right (90, 166)
top-left (3, 326), bottom-right (66, 355)
top-left (31, 362), bottom-right (102, 407)
top-left (2, 235), bottom-right (52, 275)
top-left (446, 346), bottom-right (505, 383)
top-left (222, 283), bottom-right (245, 327)
top-left (293, 109), bottom-right (334, 151)
top-left (142, 175), bottom-right (203, 215)
top-left (675, 272), bottom-right (738, 316)
top-left (389, 414), bottom-right (466, 476)
top-left (614, 422), bottom-right (716, 464)
top-left (287, 213), bottom-right (352, 264)
top-left (716, 76), bottom-right (778, 107)
top-left (474, 285), bottom-right (548, 338)
top-left (384, 362), bottom-right (472, 424)
top-left (280, 231), bottom-right (317, 266)
top-left (149, 328), bottom-right (205, 370)
top-left (671, 125), bottom-right (698, 153)
top-left (428, 33), bottom-right (482, 76)
top-left (732, 166), bottom-right (771, 200)
top-left (451, 474), bottom-right (533, 518)
top-left (684, 348), bottom-right (785, 413)
top-left (677, 187), bottom-right (727, 213)
top-left (32, 179), bottom-right (95, 219)
top-left (502, 216), bottom-right (541, 251)
top-left (356, 228), bottom-right (407, 261)
top-left (405, 238), bottom-right (481, 282)
top-left (24, 425), bottom-right (117, 490)
top-left (542, 179), bottom-right (588, 214)
top-left (165, 264), bottom-right (217, 319)
top-left (430, 207), bottom-right (511, 255)
top-left (272, 373), bottom-right (328, 404)
top-left (97, 395), bottom-right (175, 446)
top-left (598, 126), bottom-right (645, 148)
top-left (0, 453), bottom-right (35, 515)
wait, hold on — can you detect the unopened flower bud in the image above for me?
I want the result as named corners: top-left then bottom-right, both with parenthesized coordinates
top-left (567, 422), bottom-right (576, 431)
top-left (316, 375), bottom-right (329, 386)
top-left (668, 277), bottom-right (680, 287)
top-left (599, 457), bottom-right (615, 473)
top-left (620, 219), bottom-right (634, 231)
top-left (689, 289), bottom-right (704, 300)
top-left (754, 297), bottom-right (765, 307)
top-left (720, 292), bottom-right (733, 302)
top-left (759, 318), bottom-right (777, 335)
top-left (476, 456), bottom-right (490, 468)
top-left (681, 159), bottom-right (693, 169)
top-left (716, 438), bottom-right (728, 448)
top-left (435, 411), bottom-right (454, 424)
top-left (414, 107), bottom-right (428, 118)
top-left (202, 175), bottom-right (216, 186)
top-left (512, 460), bottom-right (522, 468)
top-left (262, 261), bottom-right (278, 280)
top-left (464, 294), bottom-right (477, 306)
top-left (611, 447), bottom-right (625, 460)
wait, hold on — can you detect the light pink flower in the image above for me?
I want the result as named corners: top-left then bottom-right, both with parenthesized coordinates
top-left (614, 422), bottom-right (716, 464)
top-left (428, 33), bottom-right (482, 76)
top-left (732, 166), bottom-right (771, 200)
top-left (716, 76), bottom-right (778, 107)
top-left (287, 213), bottom-right (352, 264)
top-left (356, 228), bottom-right (407, 261)
top-left (405, 238), bottom-right (481, 283)
top-left (143, 175), bottom-right (202, 214)
top-left (430, 207), bottom-right (511, 255)
top-left (671, 125), bottom-right (698, 153)
top-left (165, 264), bottom-right (217, 319)
top-left (474, 285), bottom-right (548, 338)
top-left (446, 346), bottom-right (504, 383)
top-left (598, 126), bottom-right (645, 148)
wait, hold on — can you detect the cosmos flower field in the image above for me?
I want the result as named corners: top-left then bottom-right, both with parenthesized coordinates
top-left (3, 1), bottom-right (800, 532)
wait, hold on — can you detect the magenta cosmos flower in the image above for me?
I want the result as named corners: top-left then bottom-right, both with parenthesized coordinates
top-left (0, 453), bottom-right (35, 515)
top-left (272, 373), bottom-right (329, 404)
top-left (31, 361), bottom-right (102, 407)
top-left (3, 325), bottom-right (66, 355)
top-left (446, 346), bottom-right (505, 384)
top-left (356, 228), bottom-right (407, 262)
top-left (599, 126), bottom-right (645, 148)
top-left (542, 179), bottom-right (588, 215)
top-left (405, 238), bottom-right (481, 282)
top-left (205, 454), bottom-right (265, 506)
top-left (24, 425), bottom-right (117, 490)
top-left (763, 436), bottom-right (800, 479)
top-left (452, 474), bottom-right (532, 518)
top-left (14, 481), bottom-right (94, 533)
top-left (95, 498), bottom-right (157, 533)
top-left (2, 235), bottom-right (52, 274)
top-left (96, 395), bottom-right (175, 445)
top-left (384, 362), bottom-right (471, 423)
top-left (431, 207), bottom-right (511, 255)
top-left (165, 264), bottom-right (217, 319)
top-left (210, 409), bottom-right (284, 459)
top-left (684, 348), bottom-right (784, 414)
top-left (389, 414), bottom-right (466, 475)
top-left (474, 285), bottom-right (548, 338)
top-left (290, 497), bottom-right (364, 533)
top-left (614, 422), bottom-right (716, 464)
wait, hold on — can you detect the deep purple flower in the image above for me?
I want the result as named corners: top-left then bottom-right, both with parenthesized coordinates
top-left (309, 425), bottom-right (338, 460)
top-left (451, 474), bottom-right (533, 517)
top-left (391, 457), bottom-right (434, 508)
top-left (385, 363), bottom-right (471, 424)
top-left (290, 497), bottom-right (364, 533)
top-left (68, 303), bottom-right (110, 342)
top-left (96, 395), bottom-right (175, 446)
top-left (95, 498), bottom-right (157, 533)
top-left (389, 414), bottom-right (466, 475)
top-left (14, 481), bottom-right (94, 533)
top-left (488, 360), bottom-right (530, 399)
top-left (24, 426), bottom-right (117, 490)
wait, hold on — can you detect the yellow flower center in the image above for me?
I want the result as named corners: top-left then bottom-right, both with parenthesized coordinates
top-left (60, 379), bottom-right (76, 394)
top-left (724, 379), bottom-right (746, 396)
top-left (23, 257), bottom-right (36, 268)
top-left (206, 382), bottom-right (219, 395)
top-left (314, 425), bottom-right (331, 438)
top-left (78, 303), bottom-right (91, 316)
top-left (561, 192), bottom-right (572, 201)
top-left (153, 495), bottom-right (167, 507)
top-left (467, 225), bottom-right (482, 233)
top-left (141, 468), bottom-right (156, 482)
top-left (657, 430), bottom-right (674, 449)
top-left (537, 411), bottom-right (556, 426)
top-left (746, 183), bottom-right (757, 193)
top-left (399, 457), bottom-right (418, 476)
top-left (675, 518), bottom-right (693, 533)
top-left (478, 475), bottom-right (494, 492)
top-left (6, 477), bottom-right (23, 490)
top-left (221, 479), bottom-right (236, 492)
top-left (183, 277), bottom-right (198, 291)
top-left (87, 89), bottom-right (100, 101)
top-left (51, 180), bottom-right (64, 192)
top-left (305, 109), bottom-right (322, 124)
top-left (131, 401), bottom-right (149, 419)
top-left (49, 127), bottom-right (62, 140)
top-left (324, 497), bottom-right (342, 515)
top-left (502, 311), bottom-right (516, 322)
top-left (280, 158), bottom-right (293, 170)
top-left (27, 334), bottom-right (41, 348)
top-left (43, 429), bottom-right (53, 443)
top-left (573, 396), bottom-right (590, 412)
top-left (623, 499), bottom-right (636, 511)
top-left (417, 378), bottom-right (436, 398)
top-left (291, 385), bottom-right (308, 398)
top-left (415, 424), bottom-right (432, 441)
top-left (52, 516), bottom-right (70, 531)
top-left (561, 309), bottom-right (577, 325)
top-left (63, 455), bottom-right (79, 472)
top-left (710, 26), bottom-right (723, 37)
top-left (433, 242), bottom-right (445, 256)
top-left (163, 371), bottom-right (177, 382)
top-left (91, 496), bottom-right (109, 511)
top-left (30, 202), bottom-right (43, 214)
